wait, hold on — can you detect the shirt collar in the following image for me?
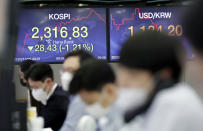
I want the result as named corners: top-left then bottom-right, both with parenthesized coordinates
top-left (47, 83), bottom-right (57, 100)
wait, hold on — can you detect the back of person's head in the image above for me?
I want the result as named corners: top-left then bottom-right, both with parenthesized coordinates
top-left (65, 50), bottom-right (94, 64)
top-left (120, 30), bottom-right (183, 82)
top-left (183, 0), bottom-right (203, 54)
top-left (20, 60), bottom-right (36, 73)
top-left (69, 59), bottom-right (115, 94)
top-left (25, 63), bottom-right (54, 82)
top-left (19, 60), bottom-right (36, 86)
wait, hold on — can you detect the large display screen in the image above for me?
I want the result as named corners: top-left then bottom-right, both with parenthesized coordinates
top-left (15, 8), bottom-right (107, 63)
top-left (110, 7), bottom-right (192, 61)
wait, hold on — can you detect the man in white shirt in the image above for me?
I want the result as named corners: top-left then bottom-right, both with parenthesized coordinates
top-left (68, 59), bottom-right (124, 131)
top-left (60, 50), bottom-right (94, 131)
top-left (117, 31), bottom-right (203, 131)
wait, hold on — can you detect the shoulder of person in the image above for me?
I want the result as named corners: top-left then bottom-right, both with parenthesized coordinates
top-left (146, 83), bottom-right (203, 130)
top-left (49, 85), bottom-right (70, 106)
top-left (152, 83), bottom-right (203, 113)
top-left (53, 85), bottom-right (69, 98)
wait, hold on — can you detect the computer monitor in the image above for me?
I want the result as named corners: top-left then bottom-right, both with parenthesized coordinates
top-left (109, 7), bottom-right (192, 61)
top-left (16, 7), bottom-right (107, 63)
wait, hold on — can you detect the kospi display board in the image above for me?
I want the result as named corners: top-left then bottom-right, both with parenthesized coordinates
top-left (16, 6), bottom-right (193, 63)
top-left (110, 7), bottom-right (192, 61)
top-left (15, 8), bottom-right (107, 63)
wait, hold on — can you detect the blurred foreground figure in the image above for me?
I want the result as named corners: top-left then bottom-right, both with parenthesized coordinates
top-left (26, 63), bottom-right (69, 131)
top-left (60, 50), bottom-right (93, 91)
top-left (69, 59), bottom-right (123, 131)
top-left (117, 31), bottom-right (203, 131)
top-left (60, 50), bottom-right (94, 131)
top-left (183, 0), bottom-right (203, 100)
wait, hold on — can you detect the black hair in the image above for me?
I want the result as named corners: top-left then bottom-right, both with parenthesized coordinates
top-left (65, 50), bottom-right (94, 64)
top-left (69, 59), bottom-right (115, 94)
top-left (25, 63), bottom-right (54, 82)
top-left (20, 60), bottom-right (36, 73)
top-left (183, 0), bottom-right (203, 53)
top-left (120, 30), bottom-right (183, 82)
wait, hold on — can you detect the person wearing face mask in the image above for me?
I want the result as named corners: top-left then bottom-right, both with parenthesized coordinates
top-left (60, 50), bottom-right (93, 91)
top-left (117, 31), bottom-right (203, 131)
top-left (19, 60), bottom-right (36, 87)
top-left (19, 60), bottom-right (42, 113)
top-left (25, 63), bottom-right (70, 131)
top-left (60, 50), bottom-right (94, 131)
top-left (69, 59), bottom-right (124, 131)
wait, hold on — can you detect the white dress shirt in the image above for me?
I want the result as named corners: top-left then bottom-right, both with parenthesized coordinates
top-left (60, 95), bottom-right (87, 131)
top-left (120, 83), bottom-right (203, 131)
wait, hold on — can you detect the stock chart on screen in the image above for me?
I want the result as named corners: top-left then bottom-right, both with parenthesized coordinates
top-left (110, 7), bottom-right (193, 61)
top-left (15, 8), bottom-right (107, 63)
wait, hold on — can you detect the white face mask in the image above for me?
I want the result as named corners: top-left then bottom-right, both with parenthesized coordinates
top-left (60, 72), bottom-right (73, 91)
top-left (115, 87), bottom-right (148, 113)
top-left (32, 87), bottom-right (48, 105)
top-left (86, 102), bottom-right (111, 119)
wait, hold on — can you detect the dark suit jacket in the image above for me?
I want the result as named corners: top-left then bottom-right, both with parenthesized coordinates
top-left (39, 85), bottom-right (69, 131)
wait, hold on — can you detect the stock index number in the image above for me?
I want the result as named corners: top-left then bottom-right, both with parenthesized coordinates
top-left (31, 26), bottom-right (88, 39)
